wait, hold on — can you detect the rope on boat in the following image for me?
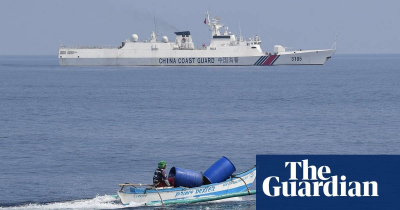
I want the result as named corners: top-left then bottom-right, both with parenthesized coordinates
top-left (154, 187), bottom-right (164, 206)
top-left (234, 176), bottom-right (251, 195)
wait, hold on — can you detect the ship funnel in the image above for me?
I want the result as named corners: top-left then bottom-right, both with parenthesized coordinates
top-left (132, 34), bottom-right (138, 42)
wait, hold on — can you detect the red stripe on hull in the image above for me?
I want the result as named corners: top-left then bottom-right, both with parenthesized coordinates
top-left (262, 55), bottom-right (277, 65)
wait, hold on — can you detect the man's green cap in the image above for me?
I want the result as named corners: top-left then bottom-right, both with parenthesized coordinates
top-left (158, 161), bottom-right (167, 168)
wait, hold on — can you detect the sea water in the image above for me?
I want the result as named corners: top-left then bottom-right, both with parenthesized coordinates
top-left (0, 55), bottom-right (399, 209)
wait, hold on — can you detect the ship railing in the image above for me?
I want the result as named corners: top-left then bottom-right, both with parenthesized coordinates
top-left (59, 46), bottom-right (120, 49)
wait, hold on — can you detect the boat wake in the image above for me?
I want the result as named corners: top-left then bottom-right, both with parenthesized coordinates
top-left (208, 196), bottom-right (244, 203)
top-left (1, 193), bottom-right (255, 209)
top-left (208, 194), bottom-right (256, 203)
top-left (1, 195), bottom-right (130, 210)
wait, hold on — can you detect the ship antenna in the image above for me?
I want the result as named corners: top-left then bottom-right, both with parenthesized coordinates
top-left (205, 11), bottom-right (212, 44)
top-left (239, 21), bottom-right (242, 41)
top-left (257, 15), bottom-right (260, 36)
top-left (331, 33), bottom-right (338, 49)
top-left (59, 36), bottom-right (62, 47)
top-left (154, 17), bottom-right (158, 41)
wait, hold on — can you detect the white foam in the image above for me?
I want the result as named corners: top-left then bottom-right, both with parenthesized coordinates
top-left (1, 194), bottom-right (255, 209)
top-left (207, 196), bottom-right (243, 203)
top-left (2, 195), bottom-right (144, 210)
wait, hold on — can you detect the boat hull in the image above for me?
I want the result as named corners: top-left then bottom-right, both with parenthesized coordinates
top-left (59, 49), bottom-right (335, 66)
top-left (117, 167), bottom-right (256, 205)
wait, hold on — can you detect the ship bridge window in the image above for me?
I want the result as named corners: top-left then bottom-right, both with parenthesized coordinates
top-left (67, 51), bottom-right (77, 54)
top-left (251, 47), bottom-right (257, 49)
top-left (212, 36), bottom-right (231, 39)
top-left (60, 51), bottom-right (66, 54)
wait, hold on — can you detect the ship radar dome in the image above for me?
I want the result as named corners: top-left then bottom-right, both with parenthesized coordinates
top-left (162, 36), bottom-right (168, 43)
top-left (132, 34), bottom-right (138, 42)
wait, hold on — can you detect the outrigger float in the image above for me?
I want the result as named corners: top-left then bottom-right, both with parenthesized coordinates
top-left (117, 157), bottom-right (256, 206)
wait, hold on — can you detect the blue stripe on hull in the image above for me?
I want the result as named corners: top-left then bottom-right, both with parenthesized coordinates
top-left (193, 183), bottom-right (253, 198)
top-left (254, 56), bottom-right (268, 65)
top-left (270, 55), bottom-right (280, 65)
top-left (258, 56), bottom-right (267, 65)
top-left (163, 183), bottom-right (253, 202)
top-left (253, 56), bottom-right (263, 65)
top-left (122, 184), bottom-right (253, 206)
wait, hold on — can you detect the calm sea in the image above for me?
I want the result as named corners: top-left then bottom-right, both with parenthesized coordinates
top-left (0, 55), bottom-right (399, 209)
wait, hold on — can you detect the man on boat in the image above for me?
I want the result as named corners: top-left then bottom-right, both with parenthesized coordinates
top-left (153, 161), bottom-right (174, 188)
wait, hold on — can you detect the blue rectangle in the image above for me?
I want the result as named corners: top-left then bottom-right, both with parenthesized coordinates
top-left (256, 155), bottom-right (400, 210)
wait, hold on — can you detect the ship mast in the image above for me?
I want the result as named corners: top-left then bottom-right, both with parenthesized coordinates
top-left (152, 17), bottom-right (159, 42)
top-left (205, 11), bottom-right (224, 36)
top-left (205, 11), bottom-right (211, 30)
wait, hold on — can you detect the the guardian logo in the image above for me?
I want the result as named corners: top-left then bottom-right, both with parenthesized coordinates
top-left (263, 159), bottom-right (379, 197)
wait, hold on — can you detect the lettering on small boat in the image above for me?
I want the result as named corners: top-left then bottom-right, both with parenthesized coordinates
top-left (133, 194), bottom-right (147, 198)
top-left (195, 186), bottom-right (215, 194)
top-left (175, 190), bottom-right (194, 197)
top-left (223, 179), bottom-right (241, 187)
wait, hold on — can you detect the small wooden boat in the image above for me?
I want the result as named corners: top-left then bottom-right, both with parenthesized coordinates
top-left (117, 166), bottom-right (256, 206)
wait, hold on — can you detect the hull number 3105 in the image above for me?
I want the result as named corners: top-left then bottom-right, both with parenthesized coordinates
top-left (292, 57), bottom-right (302, 61)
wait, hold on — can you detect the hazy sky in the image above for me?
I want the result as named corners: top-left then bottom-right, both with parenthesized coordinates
top-left (1, 0), bottom-right (399, 55)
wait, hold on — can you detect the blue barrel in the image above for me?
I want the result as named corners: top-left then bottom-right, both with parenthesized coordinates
top-left (168, 167), bottom-right (203, 188)
top-left (203, 156), bottom-right (236, 184)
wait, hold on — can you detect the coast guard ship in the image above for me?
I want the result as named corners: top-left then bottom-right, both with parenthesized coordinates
top-left (59, 12), bottom-right (336, 66)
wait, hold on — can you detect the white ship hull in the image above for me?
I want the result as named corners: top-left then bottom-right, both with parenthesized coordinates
top-left (59, 48), bottom-right (336, 66)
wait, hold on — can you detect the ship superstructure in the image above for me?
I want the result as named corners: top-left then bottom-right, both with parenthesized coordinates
top-left (59, 12), bottom-right (336, 66)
